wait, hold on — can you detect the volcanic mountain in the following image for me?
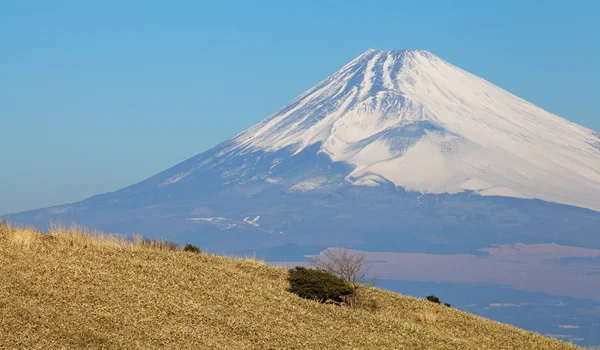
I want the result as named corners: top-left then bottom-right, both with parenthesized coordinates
top-left (7, 49), bottom-right (600, 256)
top-left (233, 49), bottom-right (600, 210)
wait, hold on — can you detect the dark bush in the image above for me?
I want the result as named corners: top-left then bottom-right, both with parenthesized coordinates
top-left (183, 244), bottom-right (201, 254)
top-left (288, 266), bottom-right (354, 303)
top-left (444, 302), bottom-right (451, 307)
top-left (426, 295), bottom-right (441, 304)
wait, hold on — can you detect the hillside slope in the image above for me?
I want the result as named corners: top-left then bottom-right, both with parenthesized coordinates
top-left (0, 223), bottom-right (581, 350)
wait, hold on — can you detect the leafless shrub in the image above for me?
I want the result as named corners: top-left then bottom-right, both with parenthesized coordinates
top-left (310, 248), bottom-right (378, 309)
top-left (310, 248), bottom-right (376, 289)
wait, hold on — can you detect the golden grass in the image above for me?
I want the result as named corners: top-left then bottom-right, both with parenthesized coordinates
top-left (415, 310), bottom-right (439, 325)
top-left (0, 222), bottom-right (583, 349)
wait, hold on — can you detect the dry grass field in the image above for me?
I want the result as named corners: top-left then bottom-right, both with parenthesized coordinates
top-left (0, 222), bottom-right (583, 349)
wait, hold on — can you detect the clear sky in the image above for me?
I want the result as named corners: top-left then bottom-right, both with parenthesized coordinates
top-left (1, 0), bottom-right (599, 215)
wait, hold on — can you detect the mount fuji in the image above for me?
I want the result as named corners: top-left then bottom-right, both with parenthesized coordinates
top-left (234, 49), bottom-right (600, 211)
top-left (7, 49), bottom-right (600, 256)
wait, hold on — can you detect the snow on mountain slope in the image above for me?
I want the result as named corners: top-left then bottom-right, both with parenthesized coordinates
top-left (227, 49), bottom-right (600, 211)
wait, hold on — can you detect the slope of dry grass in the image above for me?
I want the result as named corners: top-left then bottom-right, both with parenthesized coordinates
top-left (0, 222), bottom-right (582, 349)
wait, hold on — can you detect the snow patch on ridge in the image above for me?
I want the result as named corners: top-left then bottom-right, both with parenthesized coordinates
top-left (289, 179), bottom-right (324, 192)
top-left (188, 216), bottom-right (271, 233)
top-left (243, 216), bottom-right (261, 227)
top-left (161, 172), bottom-right (192, 185)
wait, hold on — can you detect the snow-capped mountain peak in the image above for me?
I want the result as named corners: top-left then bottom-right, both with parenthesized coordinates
top-left (229, 49), bottom-right (600, 211)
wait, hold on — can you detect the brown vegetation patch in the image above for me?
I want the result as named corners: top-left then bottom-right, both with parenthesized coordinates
top-left (0, 223), bottom-right (582, 349)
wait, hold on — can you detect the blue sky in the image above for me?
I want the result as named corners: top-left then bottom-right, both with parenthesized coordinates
top-left (1, 0), bottom-right (599, 215)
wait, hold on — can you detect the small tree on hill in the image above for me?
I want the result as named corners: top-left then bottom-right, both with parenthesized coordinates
top-left (310, 248), bottom-right (376, 289)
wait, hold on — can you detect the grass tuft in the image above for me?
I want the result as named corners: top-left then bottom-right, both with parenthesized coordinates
top-left (416, 310), bottom-right (439, 325)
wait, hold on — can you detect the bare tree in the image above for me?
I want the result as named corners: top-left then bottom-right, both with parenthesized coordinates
top-left (310, 248), bottom-right (378, 308)
top-left (310, 248), bottom-right (376, 290)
